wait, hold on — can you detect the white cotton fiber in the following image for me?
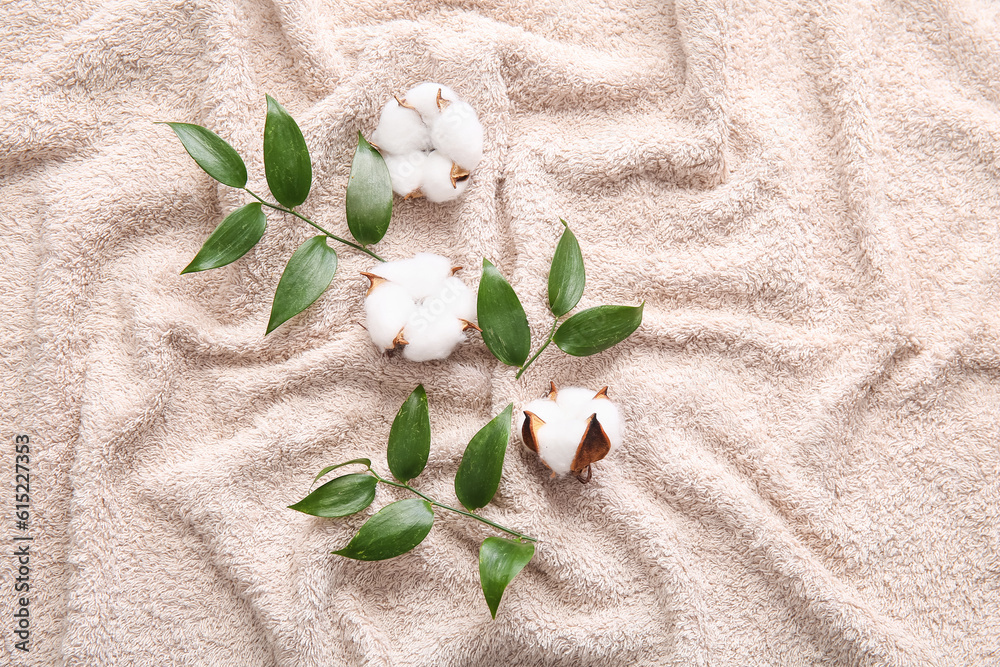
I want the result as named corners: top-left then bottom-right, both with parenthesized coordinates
top-left (371, 101), bottom-right (432, 154)
top-left (430, 101), bottom-right (484, 171)
top-left (554, 387), bottom-right (622, 449)
top-left (371, 253), bottom-right (453, 301)
top-left (519, 398), bottom-right (562, 435)
top-left (365, 282), bottom-right (416, 349)
top-left (420, 151), bottom-right (469, 203)
top-left (383, 151), bottom-right (428, 197)
top-left (401, 309), bottom-right (466, 362)
top-left (420, 276), bottom-right (475, 322)
top-left (402, 82), bottom-right (461, 124)
top-left (535, 418), bottom-right (588, 476)
top-left (554, 386), bottom-right (600, 419)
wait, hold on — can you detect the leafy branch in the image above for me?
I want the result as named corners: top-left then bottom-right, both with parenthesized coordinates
top-left (477, 218), bottom-right (644, 379)
top-left (243, 189), bottom-right (384, 261)
top-left (315, 463), bottom-right (538, 543)
top-left (160, 97), bottom-right (392, 334)
top-left (290, 386), bottom-right (535, 618)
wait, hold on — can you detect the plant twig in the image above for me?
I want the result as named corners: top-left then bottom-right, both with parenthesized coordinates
top-left (367, 468), bottom-right (538, 543)
top-left (244, 189), bottom-right (386, 262)
top-left (515, 316), bottom-right (560, 380)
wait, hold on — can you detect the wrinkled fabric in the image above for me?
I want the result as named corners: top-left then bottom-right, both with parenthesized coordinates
top-left (2, 0), bottom-right (999, 664)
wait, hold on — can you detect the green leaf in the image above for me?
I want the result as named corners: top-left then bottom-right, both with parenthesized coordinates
top-left (454, 404), bottom-right (513, 511)
top-left (387, 385), bottom-right (431, 482)
top-left (180, 203), bottom-right (266, 274)
top-left (289, 473), bottom-right (377, 518)
top-left (267, 235), bottom-right (338, 334)
top-left (477, 260), bottom-right (531, 367)
top-left (479, 537), bottom-right (535, 619)
top-left (333, 498), bottom-right (434, 561)
top-left (312, 458), bottom-right (372, 486)
top-left (263, 95), bottom-right (311, 208)
top-left (547, 219), bottom-right (585, 317)
top-left (346, 133), bottom-right (393, 246)
top-left (553, 303), bottom-right (645, 356)
top-left (160, 122), bottom-right (248, 188)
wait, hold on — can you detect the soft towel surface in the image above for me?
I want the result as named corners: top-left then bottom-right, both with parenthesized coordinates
top-left (2, 0), bottom-right (999, 665)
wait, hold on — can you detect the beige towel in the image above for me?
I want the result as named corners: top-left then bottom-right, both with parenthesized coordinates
top-left (2, 0), bottom-right (998, 664)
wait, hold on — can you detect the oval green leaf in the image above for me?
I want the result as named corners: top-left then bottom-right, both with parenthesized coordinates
top-left (160, 122), bottom-right (248, 188)
top-left (479, 537), bottom-right (535, 619)
top-left (346, 133), bottom-right (393, 246)
top-left (181, 202), bottom-right (266, 274)
top-left (333, 498), bottom-right (434, 561)
top-left (387, 385), bottom-right (430, 482)
top-left (477, 260), bottom-right (531, 367)
top-left (547, 219), bottom-right (585, 317)
top-left (553, 303), bottom-right (645, 357)
top-left (312, 458), bottom-right (372, 486)
top-left (454, 404), bottom-right (512, 511)
top-left (266, 235), bottom-right (338, 334)
top-left (289, 473), bottom-right (377, 518)
top-left (263, 95), bottom-right (311, 208)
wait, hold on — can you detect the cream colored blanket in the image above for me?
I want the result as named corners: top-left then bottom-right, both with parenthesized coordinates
top-left (3, 0), bottom-right (999, 664)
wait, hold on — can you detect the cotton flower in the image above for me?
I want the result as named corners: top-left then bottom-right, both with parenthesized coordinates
top-left (519, 384), bottom-right (622, 482)
top-left (362, 253), bottom-right (479, 362)
top-left (370, 82), bottom-right (483, 202)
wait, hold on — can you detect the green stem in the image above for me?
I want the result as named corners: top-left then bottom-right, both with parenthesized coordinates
top-left (515, 316), bottom-right (560, 380)
top-left (245, 189), bottom-right (386, 262)
top-left (368, 469), bottom-right (538, 543)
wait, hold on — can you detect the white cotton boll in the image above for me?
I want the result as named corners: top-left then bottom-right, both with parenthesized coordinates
top-left (401, 309), bottom-right (467, 362)
top-left (365, 282), bottom-right (416, 349)
top-left (370, 253), bottom-right (452, 301)
top-left (383, 151), bottom-right (428, 197)
top-left (361, 252), bottom-right (472, 361)
top-left (420, 150), bottom-right (469, 203)
top-left (402, 82), bottom-right (461, 124)
top-left (409, 253), bottom-right (454, 287)
top-left (371, 100), bottom-right (432, 154)
top-left (535, 418), bottom-right (588, 476)
top-left (520, 385), bottom-right (622, 478)
top-left (430, 101), bottom-right (484, 171)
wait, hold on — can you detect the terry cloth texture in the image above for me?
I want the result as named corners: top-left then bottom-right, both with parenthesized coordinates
top-left (2, 0), bottom-right (999, 665)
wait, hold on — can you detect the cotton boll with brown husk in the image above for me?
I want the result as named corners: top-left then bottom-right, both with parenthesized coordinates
top-left (370, 82), bottom-right (482, 202)
top-left (519, 384), bottom-right (622, 483)
top-left (362, 253), bottom-right (479, 361)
